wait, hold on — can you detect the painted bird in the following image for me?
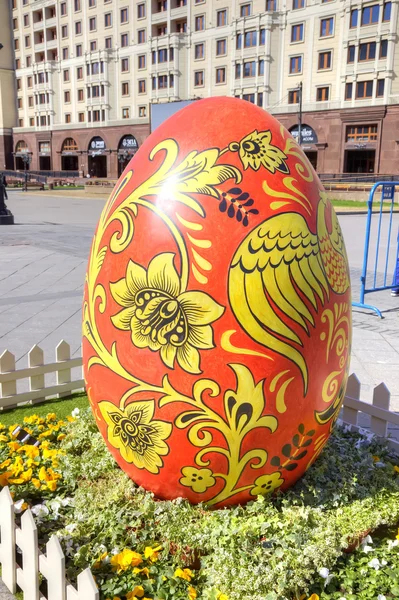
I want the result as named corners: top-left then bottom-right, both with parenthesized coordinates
top-left (228, 193), bottom-right (350, 393)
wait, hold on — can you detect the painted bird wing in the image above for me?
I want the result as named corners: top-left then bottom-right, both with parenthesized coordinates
top-left (319, 207), bottom-right (350, 294)
top-left (228, 212), bottom-right (329, 392)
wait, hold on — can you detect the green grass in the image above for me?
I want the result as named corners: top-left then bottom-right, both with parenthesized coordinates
top-left (0, 392), bottom-right (89, 427)
top-left (330, 198), bottom-right (398, 210)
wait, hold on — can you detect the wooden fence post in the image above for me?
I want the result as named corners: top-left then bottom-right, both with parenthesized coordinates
top-left (0, 487), bottom-right (16, 593)
top-left (0, 350), bottom-right (16, 401)
top-left (342, 373), bottom-right (360, 427)
top-left (67, 568), bottom-right (99, 600)
top-left (56, 341), bottom-right (71, 399)
top-left (29, 345), bottom-right (45, 405)
top-left (370, 382), bottom-right (390, 437)
top-left (39, 535), bottom-right (66, 600)
top-left (15, 510), bottom-right (40, 600)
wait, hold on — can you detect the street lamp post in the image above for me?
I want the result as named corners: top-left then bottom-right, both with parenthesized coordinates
top-left (297, 81), bottom-right (303, 148)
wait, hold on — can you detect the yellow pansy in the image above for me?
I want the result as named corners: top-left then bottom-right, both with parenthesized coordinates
top-left (127, 586), bottom-right (144, 599)
top-left (144, 545), bottom-right (162, 562)
top-left (0, 458), bottom-right (11, 469)
top-left (174, 568), bottom-right (193, 582)
top-left (188, 586), bottom-right (197, 600)
top-left (18, 445), bottom-right (40, 459)
top-left (216, 594), bottom-right (229, 600)
top-left (110, 254), bottom-right (224, 375)
top-left (308, 595), bottom-right (320, 600)
top-left (133, 567), bottom-right (150, 577)
top-left (180, 467), bottom-right (216, 494)
top-left (98, 400), bottom-right (171, 474)
top-left (66, 416), bottom-right (76, 423)
top-left (394, 465), bottom-right (399, 474)
top-left (9, 468), bottom-right (33, 484)
top-left (47, 480), bottom-right (57, 492)
top-left (8, 441), bottom-right (20, 452)
top-left (110, 549), bottom-right (143, 573)
top-left (0, 472), bottom-right (13, 487)
top-left (0, 434), bottom-right (9, 442)
top-left (93, 551), bottom-right (108, 569)
top-left (32, 478), bottom-right (41, 489)
top-left (39, 466), bottom-right (48, 481)
top-left (46, 413), bottom-right (57, 422)
top-left (250, 472), bottom-right (284, 496)
top-left (396, 529), bottom-right (399, 541)
top-left (38, 430), bottom-right (53, 439)
top-left (42, 448), bottom-right (58, 460)
top-left (57, 433), bottom-right (66, 441)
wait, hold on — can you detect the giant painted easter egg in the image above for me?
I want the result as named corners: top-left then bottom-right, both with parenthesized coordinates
top-left (82, 97), bottom-right (351, 507)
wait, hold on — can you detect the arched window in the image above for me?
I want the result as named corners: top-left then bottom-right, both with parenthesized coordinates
top-left (15, 140), bottom-right (28, 154)
top-left (62, 137), bottom-right (78, 152)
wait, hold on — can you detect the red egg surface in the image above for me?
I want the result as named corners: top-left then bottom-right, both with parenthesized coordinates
top-left (82, 97), bottom-right (351, 507)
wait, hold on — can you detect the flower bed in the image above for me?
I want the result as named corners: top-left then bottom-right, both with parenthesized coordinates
top-left (1, 406), bottom-right (399, 600)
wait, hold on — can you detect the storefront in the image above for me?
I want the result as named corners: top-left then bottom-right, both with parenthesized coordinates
top-left (61, 138), bottom-right (79, 171)
top-left (38, 141), bottom-right (51, 171)
top-left (88, 136), bottom-right (107, 178)
top-left (14, 140), bottom-right (30, 170)
top-left (117, 134), bottom-right (139, 176)
top-left (289, 124), bottom-right (319, 170)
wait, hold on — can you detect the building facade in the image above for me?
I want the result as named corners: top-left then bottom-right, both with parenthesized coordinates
top-left (4, 0), bottom-right (399, 177)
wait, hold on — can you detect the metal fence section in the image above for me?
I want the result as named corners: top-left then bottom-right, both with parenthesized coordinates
top-left (352, 181), bottom-right (399, 318)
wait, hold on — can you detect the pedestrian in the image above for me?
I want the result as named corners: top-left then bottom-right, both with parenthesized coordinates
top-left (392, 228), bottom-right (399, 297)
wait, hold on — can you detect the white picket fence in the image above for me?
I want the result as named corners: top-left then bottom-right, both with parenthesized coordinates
top-left (0, 341), bottom-right (84, 410)
top-left (0, 342), bottom-right (398, 599)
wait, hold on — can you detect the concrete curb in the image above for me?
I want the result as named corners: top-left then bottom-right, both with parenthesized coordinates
top-left (0, 580), bottom-right (16, 600)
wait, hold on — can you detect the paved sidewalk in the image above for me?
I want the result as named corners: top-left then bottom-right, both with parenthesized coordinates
top-left (0, 192), bottom-right (398, 409)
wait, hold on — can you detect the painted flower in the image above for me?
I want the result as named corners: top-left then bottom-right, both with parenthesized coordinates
top-left (229, 130), bottom-right (289, 174)
top-left (99, 399), bottom-right (172, 474)
top-left (180, 466), bottom-right (216, 494)
top-left (110, 253), bottom-right (224, 374)
top-left (250, 471), bottom-right (284, 496)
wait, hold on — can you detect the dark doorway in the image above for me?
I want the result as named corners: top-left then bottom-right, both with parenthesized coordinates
top-left (62, 155), bottom-right (79, 171)
top-left (118, 156), bottom-right (130, 177)
top-left (39, 156), bottom-right (51, 170)
top-left (304, 151), bottom-right (317, 171)
top-left (345, 150), bottom-right (375, 173)
top-left (15, 156), bottom-right (27, 170)
top-left (88, 155), bottom-right (107, 178)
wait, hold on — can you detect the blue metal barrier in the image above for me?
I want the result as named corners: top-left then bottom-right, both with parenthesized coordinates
top-left (352, 181), bottom-right (399, 318)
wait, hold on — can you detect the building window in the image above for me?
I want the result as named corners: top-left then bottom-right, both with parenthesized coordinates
top-left (15, 59), bottom-right (21, 69)
top-left (63, 69), bottom-right (70, 82)
top-left (138, 29), bottom-right (146, 43)
top-left (78, 113), bottom-right (85, 122)
top-left (158, 75), bottom-right (168, 88)
top-left (243, 93), bottom-right (255, 103)
top-left (235, 64), bottom-right (241, 78)
top-left (291, 24), bottom-right (304, 42)
top-left (361, 4), bottom-right (380, 25)
top-left (347, 45), bottom-right (355, 63)
top-left (216, 67), bottom-right (226, 83)
top-left (194, 70), bottom-right (204, 86)
top-left (346, 125), bottom-right (377, 142)
top-left (289, 55), bottom-right (302, 74)
top-left (76, 44), bottom-right (82, 57)
top-left (359, 41), bottom-right (376, 61)
top-left (318, 51), bottom-right (332, 70)
top-left (27, 76), bottom-right (32, 87)
top-left (104, 13), bottom-right (112, 27)
top-left (121, 58), bottom-right (129, 72)
top-left (77, 66), bottom-right (83, 79)
top-left (377, 79), bottom-right (385, 97)
top-left (13, 18), bottom-right (18, 29)
top-left (23, 14), bottom-right (29, 26)
top-left (257, 92), bottom-right (263, 107)
top-left (88, 0), bottom-right (96, 6)
top-left (195, 16), bottom-right (205, 31)
top-left (240, 4), bottom-right (251, 16)
top-left (138, 54), bottom-right (146, 69)
top-left (25, 36), bottom-right (30, 48)
top-left (17, 98), bottom-right (22, 109)
top-left (105, 37), bottom-right (112, 49)
top-left (89, 16), bottom-right (96, 30)
top-left (137, 3), bottom-right (146, 18)
top-left (383, 2), bottom-right (391, 21)
top-left (152, 76), bottom-right (156, 90)
top-left (29, 118), bottom-right (34, 127)
top-left (122, 82), bottom-right (129, 96)
top-left (90, 41), bottom-right (97, 51)
top-left (61, 2), bottom-right (67, 15)
top-left (75, 21), bottom-right (82, 34)
top-left (139, 106), bottom-right (147, 117)
top-left (26, 56), bottom-right (32, 67)
top-left (16, 79), bottom-right (21, 90)
top-left (243, 60), bottom-right (256, 77)
top-left (158, 48), bottom-right (168, 62)
top-left (169, 74), bottom-right (174, 88)
top-left (64, 90), bottom-right (71, 103)
top-left (62, 47), bottom-right (69, 59)
top-left (320, 17), bottom-right (334, 36)
top-left (292, 0), bottom-right (304, 9)
top-left (121, 33), bottom-right (128, 47)
top-left (122, 108), bottom-right (130, 119)
top-left (138, 79), bottom-right (146, 93)
top-left (316, 86), bottom-right (329, 101)
top-left (195, 43), bottom-right (204, 59)
top-left (356, 80), bottom-right (373, 98)
top-left (380, 39), bottom-right (388, 58)
top-left (217, 10), bottom-right (227, 26)
top-left (259, 59), bottom-right (264, 75)
top-left (62, 25), bottom-right (68, 37)
top-left (216, 39), bottom-right (226, 56)
top-left (74, 0), bottom-right (81, 10)
top-left (120, 8), bottom-right (128, 23)
top-left (28, 96), bottom-right (33, 107)
top-left (18, 119), bottom-right (24, 128)
top-left (265, 0), bottom-right (276, 10)
top-left (65, 114), bottom-right (71, 123)
top-left (157, 25), bottom-right (167, 36)
top-left (350, 9), bottom-right (358, 28)
top-left (288, 89), bottom-right (299, 104)
top-left (78, 89), bottom-right (84, 101)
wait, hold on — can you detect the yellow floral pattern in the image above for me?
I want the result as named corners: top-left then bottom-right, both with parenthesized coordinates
top-left (179, 466), bottom-right (216, 494)
top-left (228, 130), bottom-right (289, 174)
top-left (98, 399), bottom-right (172, 474)
top-left (110, 253), bottom-right (224, 374)
top-left (250, 471), bottom-right (284, 496)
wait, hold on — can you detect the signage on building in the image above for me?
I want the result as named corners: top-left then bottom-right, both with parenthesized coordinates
top-left (90, 138), bottom-right (106, 155)
top-left (289, 125), bottom-right (318, 145)
top-left (382, 184), bottom-right (395, 201)
top-left (120, 135), bottom-right (138, 150)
